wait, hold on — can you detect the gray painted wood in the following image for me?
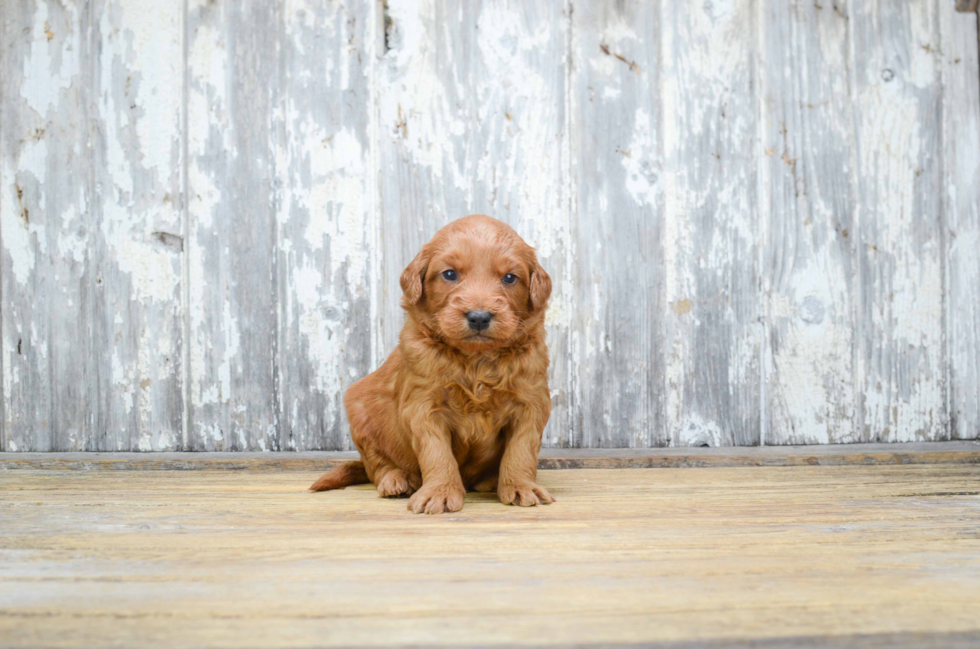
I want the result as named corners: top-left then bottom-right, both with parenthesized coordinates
top-left (95, 0), bottom-right (185, 451)
top-left (941, 5), bottom-right (980, 439)
top-left (2, 0), bottom-right (979, 451)
top-left (850, 0), bottom-right (948, 442)
top-left (275, 0), bottom-right (379, 451)
top-left (1, 0), bottom-right (184, 451)
top-left (761, 0), bottom-right (858, 444)
top-left (662, 0), bottom-right (763, 447)
top-left (569, 0), bottom-right (666, 448)
top-left (185, 0), bottom-right (280, 451)
top-left (377, 0), bottom-right (572, 446)
top-left (1, 0), bottom-right (87, 452)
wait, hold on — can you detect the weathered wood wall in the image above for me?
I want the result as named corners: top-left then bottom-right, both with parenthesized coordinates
top-left (2, 0), bottom-right (978, 451)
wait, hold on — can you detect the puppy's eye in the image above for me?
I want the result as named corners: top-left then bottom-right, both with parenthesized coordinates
top-left (502, 273), bottom-right (518, 285)
top-left (442, 269), bottom-right (458, 281)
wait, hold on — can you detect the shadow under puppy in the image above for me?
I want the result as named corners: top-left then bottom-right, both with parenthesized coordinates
top-left (310, 214), bottom-right (554, 514)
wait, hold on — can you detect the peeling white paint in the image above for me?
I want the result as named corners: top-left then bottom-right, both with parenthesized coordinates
top-left (622, 108), bottom-right (660, 207)
top-left (293, 265), bottom-right (343, 398)
top-left (297, 121), bottom-right (369, 288)
top-left (3, 0), bottom-right (978, 452)
top-left (20, 2), bottom-right (78, 116)
top-left (115, 235), bottom-right (180, 303)
top-left (56, 203), bottom-right (89, 265)
top-left (3, 142), bottom-right (49, 286)
top-left (216, 297), bottom-right (241, 407)
top-left (675, 414), bottom-right (724, 448)
top-left (112, 350), bottom-right (135, 415)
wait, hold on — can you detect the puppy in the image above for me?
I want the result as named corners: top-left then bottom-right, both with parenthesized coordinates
top-left (310, 214), bottom-right (554, 514)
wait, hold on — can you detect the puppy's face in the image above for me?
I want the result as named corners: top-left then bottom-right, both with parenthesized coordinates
top-left (401, 215), bottom-right (551, 351)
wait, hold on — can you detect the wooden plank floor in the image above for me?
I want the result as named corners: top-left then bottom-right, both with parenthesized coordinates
top-left (2, 465), bottom-right (979, 647)
top-left (3, 441), bottom-right (979, 471)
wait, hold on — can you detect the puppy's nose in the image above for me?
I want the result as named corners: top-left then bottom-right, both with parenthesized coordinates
top-left (466, 311), bottom-right (492, 332)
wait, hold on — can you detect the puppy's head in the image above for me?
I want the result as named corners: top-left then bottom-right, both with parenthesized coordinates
top-left (401, 215), bottom-right (551, 351)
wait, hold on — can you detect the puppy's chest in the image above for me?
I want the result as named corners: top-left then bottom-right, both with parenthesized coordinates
top-left (442, 362), bottom-right (517, 420)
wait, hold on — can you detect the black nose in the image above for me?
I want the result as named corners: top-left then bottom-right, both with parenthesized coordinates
top-left (466, 311), bottom-right (492, 332)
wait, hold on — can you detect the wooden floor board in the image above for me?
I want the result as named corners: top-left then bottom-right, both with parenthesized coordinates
top-left (1, 465), bottom-right (979, 647)
top-left (2, 441), bottom-right (979, 472)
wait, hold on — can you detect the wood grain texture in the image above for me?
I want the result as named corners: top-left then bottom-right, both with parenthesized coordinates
top-left (0, 0), bottom-right (91, 453)
top-left (2, 465), bottom-right (980, 646)
top-left (850, 0), bottom-right (948, 442)
top-left (761, 0), bottom-right (857, 444)
top-left (1, 0), bottom-right (184, 451)
top-left (662, 0), bottom-right (763, 447)
top-left (377, 0), bottom-right (572, 445)
top-left (95, 0), bottom-right (185, 451)
top-left (569, 0), bottom-right (666, 448)
top-left (940, 6), bottom-right (980, 439)
top-left (956, 0), bottom-right (979, 13)
top-left (275, 0), bottom-right (379, 452)
top-left (185, 0), bottom-right (280, 451)
top-left (2, 1), bottom-right (980, 450)
top-left (2, 441), bottom-right (978, 471)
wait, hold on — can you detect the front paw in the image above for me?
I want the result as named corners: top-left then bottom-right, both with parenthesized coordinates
top-left (407, 482), bottom-right (465, 515)
top-left (498, 481), bottom-right (555, 507)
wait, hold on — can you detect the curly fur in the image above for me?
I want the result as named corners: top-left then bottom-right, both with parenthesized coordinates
top-left (310, 215), bottom-right (554, 514)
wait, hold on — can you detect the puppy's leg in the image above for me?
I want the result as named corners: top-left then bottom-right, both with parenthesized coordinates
top-left (355, 442), bottom-right (419, 498)
top-left (498, 400), bottom-right (555, 507)
top-left (406, 412), bottom-right (465, 515)
top-left (374, 466), bottom-right (415, 498)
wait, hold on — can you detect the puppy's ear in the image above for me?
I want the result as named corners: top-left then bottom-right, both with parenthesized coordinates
top-left (528, 261), bottom-right (552, 312)
top-left (400, 247), bottom-right (430, 305)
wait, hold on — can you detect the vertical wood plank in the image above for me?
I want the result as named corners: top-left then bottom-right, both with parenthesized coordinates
top-left (94, 0), bottom-right (185, 450)
top-left (0, 0), bottom-right (4, 451)
top-left (850, 0), bottom-right (947, 441)
top-left (940, 6), bottom-right (980, 440)
top-left (378, 0), bottom-right (571, 446)
top-left (1, 0), bottom-right (89, 451)
top-left (276, 0), bottom-right (378, 451)
top-left (1, 0), bottom-right (183, 451)
top-left (569, 1), bottom-right (665, 447)
top-left (662, 0), bottom-right (763, 447)
top-left (186, 0), bottom-right (279, 451)
top-left (1, 0), bottom-right (976, 451)
top-left (761, 1), bottom-right (858, 444)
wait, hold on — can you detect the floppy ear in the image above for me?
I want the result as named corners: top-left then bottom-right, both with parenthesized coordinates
top-left (528, 261), bottom-right (552, 312)
top-left (400, 247), bottom-right (430, 305)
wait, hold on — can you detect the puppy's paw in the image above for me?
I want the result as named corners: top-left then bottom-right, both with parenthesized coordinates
top-left (407, 482), bottom-right (465, 515)
top-left (376, 469), bottom-right (414, 498)
top-left (498, 481), bottom-right (555, 507)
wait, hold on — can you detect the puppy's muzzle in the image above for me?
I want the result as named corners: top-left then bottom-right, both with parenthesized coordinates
top-left (466, 311), bottom-right (493, 332)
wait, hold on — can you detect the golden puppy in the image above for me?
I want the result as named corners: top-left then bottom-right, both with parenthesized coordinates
top-left (310, 214), bottom-right (554, 514)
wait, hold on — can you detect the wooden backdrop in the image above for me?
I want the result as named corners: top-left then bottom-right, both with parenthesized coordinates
top-left (2, 0), bottom-right (979, 451)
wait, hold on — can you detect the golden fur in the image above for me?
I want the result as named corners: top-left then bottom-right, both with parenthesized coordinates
top-left (310, 215), bottom-right (554, 514)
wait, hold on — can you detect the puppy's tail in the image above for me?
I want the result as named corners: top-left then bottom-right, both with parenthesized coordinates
top-left (309, 461), bottom-right (370, 492)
